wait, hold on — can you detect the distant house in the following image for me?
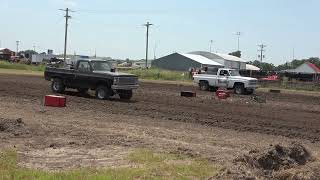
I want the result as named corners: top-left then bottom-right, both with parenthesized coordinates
top-left (282, 62), bottom-right (320, 81)
top-left (0, 48), bottom-right (15, 60)
top-left (152, 52), bottom-right (223, 71)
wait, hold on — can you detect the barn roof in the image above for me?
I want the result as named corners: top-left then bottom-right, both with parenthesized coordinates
top-left (283, 62), bottom-right (320, 74)
top-left (305, 62), bottom-right (320, 73)
top-left (246, 64), bottom-right (260, 71)
top-left (189, 51), bottom-right (247, 63)
top-left (179, 53), bottom-right (223, 66)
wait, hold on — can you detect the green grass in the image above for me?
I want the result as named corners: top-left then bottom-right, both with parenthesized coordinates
top-left (122, 68), bottom-right (192, 82)
top-left (0, 61), bottom-right (45, 72)
top-left (0, 149), bottom-right (219, 180)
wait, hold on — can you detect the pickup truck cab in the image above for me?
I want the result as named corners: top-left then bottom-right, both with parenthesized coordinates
top-left (44, 59), bottom-right (139, 100)
top-left (193, 68), bottom-right (258, 95)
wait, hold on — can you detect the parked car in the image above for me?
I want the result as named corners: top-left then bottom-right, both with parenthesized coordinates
top-left (44, 59), bottom-right (139, 100)
top-left (193, 68), bottom-right (258, 95)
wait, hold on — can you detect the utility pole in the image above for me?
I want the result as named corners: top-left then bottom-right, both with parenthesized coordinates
top-left (258, 44), bottom-right (267, 62)
top-left (59, 8), bottom-right (73, 63)
top-left (143, 22), bottom-right (153, 68)
top-left (33, 44), bottom-right (36, 52)
top-left (292, 48), bottom-right (295, 61)
top-left (209, 40), bottom-right (213, 53)
top-left (16, 41), bottom-right (20, 56)
top-left (235, 32), bottom-right (242, 51)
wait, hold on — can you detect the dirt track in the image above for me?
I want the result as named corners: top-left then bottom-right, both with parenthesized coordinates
top-left (1, 74), bottom-right (320, 178)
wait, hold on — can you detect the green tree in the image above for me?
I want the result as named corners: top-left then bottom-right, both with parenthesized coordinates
top-left (248, 60), bottom-right (275, 71)
top-left (275, 57), bottom-right (320, 71)
top-left (19, 50), bottom-right (38, 59)
top-left (228, 51), bottom-right (241, 58)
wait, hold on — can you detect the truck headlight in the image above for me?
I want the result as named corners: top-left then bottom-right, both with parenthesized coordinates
top-left (113, 77), bottom-right (120, 84)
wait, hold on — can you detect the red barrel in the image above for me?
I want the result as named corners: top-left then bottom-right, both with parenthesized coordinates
top-left (216, 89), bottom-right (230, 99)
top-left (44, 95), bottom-right (66, 107)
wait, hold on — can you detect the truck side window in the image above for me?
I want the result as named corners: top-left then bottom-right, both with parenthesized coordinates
top-left (219, 70), bottom-right (227, 76)
top-left (78, 62), bottom-right (91, 72)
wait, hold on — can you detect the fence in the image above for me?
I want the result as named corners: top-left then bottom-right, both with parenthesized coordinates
top-left (259, 79), bottom-right (320, 91)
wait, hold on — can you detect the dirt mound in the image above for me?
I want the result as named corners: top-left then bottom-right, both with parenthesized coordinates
top-left (0, 118), bottom-right (30, 137)
top-left (237, 143), bottom-right (313, 171)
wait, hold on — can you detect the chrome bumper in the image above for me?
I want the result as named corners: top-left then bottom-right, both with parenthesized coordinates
top-left (111, 84), bottom-right (139, 90)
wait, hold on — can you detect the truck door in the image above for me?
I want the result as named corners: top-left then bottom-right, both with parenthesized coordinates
top-left (217, 70), bottom-right (229, 88)
top-left (75, 61), bottom-right (92, 88)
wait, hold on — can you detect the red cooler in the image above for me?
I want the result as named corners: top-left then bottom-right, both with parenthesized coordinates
top-left (44, 95), bottom-right (66, 107)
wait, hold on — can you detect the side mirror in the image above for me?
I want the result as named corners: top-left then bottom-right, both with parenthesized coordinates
top-left (111, 68), bottom-right (116, 72)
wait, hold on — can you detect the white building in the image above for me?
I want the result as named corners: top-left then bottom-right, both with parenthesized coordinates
top-left (189, 51), bottom-right (247, 70)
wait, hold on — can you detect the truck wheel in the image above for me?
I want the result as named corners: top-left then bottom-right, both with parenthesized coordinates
top-left (51, 78), bottom-right (65, 93)
top-left (95, 86), bottom-right (111, 100)
top-left (199, 81), bottom-right (209, 91)
top-left (245, 89), bottom-right (254, 95)
top-left (119, 90), bottom-right (133, 100)
top-left (234, 84), bottom-right (245, 95)
top-left (77, 88), bottom-right (89, 95)
top-left (209, 86), bottom-right (218, 92)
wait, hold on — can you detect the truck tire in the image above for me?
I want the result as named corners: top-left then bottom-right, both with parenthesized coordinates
top-left (95, 86), bottom-right (111, 100)
top-left (51, 78), bottom-right (65, 93)
top-left (234, 84), bottom-right (245, 95)
top-left (119, 90), bottom-right (133, 100)
top-left (245, 89), bottom-right (254, 95)
top-left (199, 81), bottom-right (209, 91)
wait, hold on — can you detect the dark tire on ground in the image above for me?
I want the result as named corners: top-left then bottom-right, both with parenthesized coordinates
top-left (95, 86), bottom-right (111, 100)
top-left (209, 86), bottom-right (218, 92)
top-left (234, 83), bottom-right (245, 95)
top-left (51, 78), bottom-right (65, 93)
top-left (199, 81), bottom-right (209, 91)
top-left (119, 90), bottom-right (133, 100)
top-left (77, 88), bottom-right (89, 95)
top-left (245, 89), bottom-right (254, 95)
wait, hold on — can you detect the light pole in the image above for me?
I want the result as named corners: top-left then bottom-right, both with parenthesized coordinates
top-left (235, 32), bottom-right (241, 51)
top-left (209, 40), bottom-right (213, 53)
top-left (16, 41), bottom-right (20, 56)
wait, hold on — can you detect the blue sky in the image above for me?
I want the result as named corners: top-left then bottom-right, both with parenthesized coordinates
top-left (1, 0), bottom-right (319, 65)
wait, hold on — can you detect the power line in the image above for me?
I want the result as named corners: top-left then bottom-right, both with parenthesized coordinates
top-left (258, 44), bottom-right (267, 62)
top-left (59, 8), bottom-right (74, 63)
top-left (143, 22), bottom-right (153, 69)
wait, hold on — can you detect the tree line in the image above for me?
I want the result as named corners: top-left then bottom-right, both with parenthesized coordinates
top-left (248, 57), bottom-right (320, 71)
top-left (228, 51), bottom-right (320, 72)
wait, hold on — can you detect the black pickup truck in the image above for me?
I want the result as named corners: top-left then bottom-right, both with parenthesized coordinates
top-left (44, 59), bottom-right (139, 100)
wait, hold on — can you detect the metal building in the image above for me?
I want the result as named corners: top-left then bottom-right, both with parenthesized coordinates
top-left (152, 52), bottom-right (223, 71)
top-left (189, 51), bottom-right (247, 70)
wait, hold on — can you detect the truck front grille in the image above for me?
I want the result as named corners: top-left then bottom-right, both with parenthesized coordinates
top-left (117, 77), bottom-right (138, 85)
top-left (249, 80), bottom-right (257, 85)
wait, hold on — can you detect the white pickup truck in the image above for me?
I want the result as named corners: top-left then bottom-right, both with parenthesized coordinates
top-left (193, 68), bottom-right (258, 95)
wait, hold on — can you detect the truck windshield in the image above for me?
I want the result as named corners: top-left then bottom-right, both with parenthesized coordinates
top-left (91, 61), bottom-right (112, 71)
top-left (229, 70), bottom-right (240, 76)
